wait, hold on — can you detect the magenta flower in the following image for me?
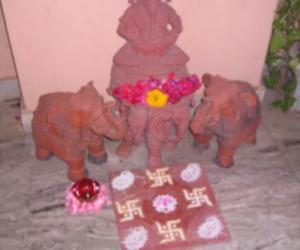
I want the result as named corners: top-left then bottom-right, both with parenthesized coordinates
top-left (112, 74), bottom-right (201, 105)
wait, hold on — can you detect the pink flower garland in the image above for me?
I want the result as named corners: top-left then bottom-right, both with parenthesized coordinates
top-left (65, 181), bottom-right (111, 215)
top-left (112, 73), bottom-right (201, 105)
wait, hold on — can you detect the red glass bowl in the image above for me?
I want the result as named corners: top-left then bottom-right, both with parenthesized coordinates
top-left (71, 178), bottom-right (100, 202)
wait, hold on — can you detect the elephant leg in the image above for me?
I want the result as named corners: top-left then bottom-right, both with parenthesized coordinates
top-left (67, 158), bottom-right (86, 181)
top-left (245, 120), bottom-right (260, 145)
top-left (161, 121), bottom-right (174, 150)
top-left (34, 139), bottom-right (53, 160)
top-left (116, 104), bottom-right (135, 159)
top-left (36, 146), bottom-right (53, 160)
top-left (193, 132), bottom-right (213, 151)
top-left (146, 135), bottom-right (163, 169)
top-left (87, 139), bottom-right (108, 165)
top-left (245, 134), bottom-right (256, 144)
top-left (116, 139), bottom-right (134, 159)
top-left (215, 140), bottom-right (237, 168)
top-left (116, 119), bottom-right (144, 158)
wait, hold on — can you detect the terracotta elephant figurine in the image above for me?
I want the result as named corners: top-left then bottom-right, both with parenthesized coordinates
top-left (190, 74), bottom-right (261, 168)
top-left (32, 82), bottom-right (127, 181)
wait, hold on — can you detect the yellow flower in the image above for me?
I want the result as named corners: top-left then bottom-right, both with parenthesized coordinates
top-left (146, 89), bottom-right (168, 108)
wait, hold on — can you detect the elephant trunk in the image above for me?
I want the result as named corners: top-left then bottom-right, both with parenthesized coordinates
top-left (127, 105), bottom-right (148, 144)
top-left (191, 102), bottom-right (213, 135)
top-left (171, 115), bottom-right (190, 144)
top-left (103, 102), bottom-right (127, 140)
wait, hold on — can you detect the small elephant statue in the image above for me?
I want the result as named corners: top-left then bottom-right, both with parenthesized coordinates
top-left (122, 96), bottom-right (192, 168)
top-left (32, 82), bottom-right (126, 181)
top-left (190, 74), bottom-right (261, 168)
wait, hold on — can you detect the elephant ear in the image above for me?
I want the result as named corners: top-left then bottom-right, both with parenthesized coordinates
top-left (68, 81), bottom-right (104, 112)
top-left (202, 73), bottom-right (213, 87)
top-left (218, 98), bottom-right (240, 136)
top-left (47, 108), bottom-right (81, 140)
top-left (68, 93), bottom-right (82, 112)
top-left (221, 99), bottom-right (237, 117)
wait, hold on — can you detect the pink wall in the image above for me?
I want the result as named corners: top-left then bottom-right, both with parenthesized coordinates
top-left (173, 0), bottom-right (278, 86)
top-left (0, 6), bottom-right (16, 79)
top-left (1, 0), bottom-right (278, 111)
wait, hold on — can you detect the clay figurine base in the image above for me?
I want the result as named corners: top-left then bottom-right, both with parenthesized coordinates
top-left (109, 163), bottom-right (231, 250)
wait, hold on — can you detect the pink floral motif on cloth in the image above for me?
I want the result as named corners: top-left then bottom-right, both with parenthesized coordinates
top-left (109, 163), bottom-right (231, 250)
top-left (153, 194), bottom-right (178, 214)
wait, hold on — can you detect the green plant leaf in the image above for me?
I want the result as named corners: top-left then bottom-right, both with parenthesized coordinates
top-left (284, 96), bottom-right (296, 110)
top-left (266, 54), bottom-right (286, 65)
top-left (271, 101), bottom-right (284, 111)
top-left (283, 79), bottom-right (297, 94)
top-left (269, 30), bottom-right (287, 53)
top-left (286, 96), bottom-right (296, 105)
top-left (264, 69), bottom-right (281, 89)
top-left (290, 0), bottom-right (300, 10)
top-left (265, 78), bottom-right (276, 88)
top-left (272, 100), bottom-right (284, 108)
top-left (288, 30), bottom-right (300, 42)
top-left (272, 19), bottom-right (282, 29)
top-left (272, 97), bottom-right (296, 111)
top-left (289, 57), bottom-right (300, 70)
top-left (266, 0), bottom-right (299, 112)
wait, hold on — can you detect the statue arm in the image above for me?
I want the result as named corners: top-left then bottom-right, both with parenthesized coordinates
top-left (168, 7), bottom-right (183, 34)
top-left (166, 6), bottom-right (183, 44)
top-left (153, 6), bottom-right (183, 55)
top-left (117, 10), bottom-right (154, 54)
top-left (117, 19), bottom-right (139, 42)
top-left (117, 8), bottom-right (140, 42)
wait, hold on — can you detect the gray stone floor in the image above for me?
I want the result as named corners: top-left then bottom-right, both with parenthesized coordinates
top-left (0, 96), bottom-right (300, 250)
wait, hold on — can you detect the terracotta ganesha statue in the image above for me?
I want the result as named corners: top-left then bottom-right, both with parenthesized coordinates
top-left (190, 74), bottom-right (261, 168)
top-left (32, 82), bottom-right (127, 181)
top-left (109, 0), bottom-right (194, 168)
top-left (110, 0), bottom-right (190, 87)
